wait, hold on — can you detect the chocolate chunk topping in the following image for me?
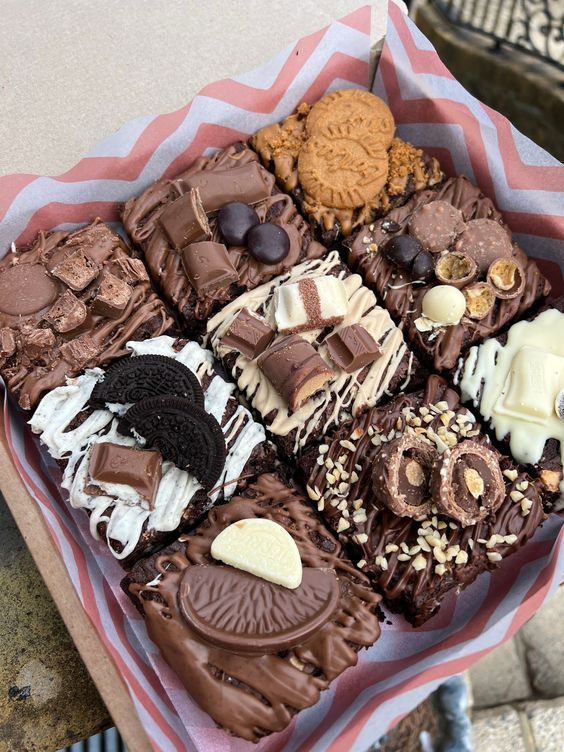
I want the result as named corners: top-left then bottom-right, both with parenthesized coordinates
top-left (0, 264), bottom-right (60, 316)
top-left (88, 442), bottom-right (162, 507)
top-left (0, 328), bottom-right (16, 358)
top-left (408, 200), bottom-right (465, 253)
top-left (411, 250), bottom-right (435, 283)
top-left (381, 235), bottom-right (422, 271)
top-left (120, 396), bottom-right (226, 489)
top-left (247, 223), bottom-right (291, 265)
top-left (92, 272), bottom-right (132, 319)
top-left (256, 335), bottom-right (334, 413)
top-left (178, 565), bottom-right (339, 654)
top-left (91, 354), bottom-right (204, 409)
top-left (430, 440), bottom-right (505, 526)
top-left (22, 328), bottom-right (56, 359)
top-left (46, 290), bottom-right (87, 333)
top-left (326, 324), bottom-right (382, 373)
top-left (51, 249), bottom-right (100, 291)
top-left (217, 202), bottom-right (260, 246)
top-left (219, 308), bottom-right (274, 359)
top-left (184, 162), bottom-right (272, 212)
top-left (180, 241), bottom-right (239, 299)
top-left (158, 187), bottom-right (211, 249)
top-left (371, 436), bottom-right (435, 520)
top-left (454, 218), bottom-right (513, 272)
top-left (60, 334), bottom-right (101, 368)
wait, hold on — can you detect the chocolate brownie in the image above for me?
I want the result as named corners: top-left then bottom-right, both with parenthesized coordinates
top-left (346, 176), bottom-right (551, 372)
top-left (299, 376), bottom-right (545, 626)
top-left (251, 89), bottom-right (443, 246)
top-left (122, 142), bottom-right (326, 333)
top-left (455, 297), bottom-right (564, 510)
top-left (122, 473), bottom-right (382, 741)
top-left (206, 250), bottom-right (424, 460)
top-left (30, 336), bottom-right (276, 567)
top-left (0, 220), bottom-right (174, 410)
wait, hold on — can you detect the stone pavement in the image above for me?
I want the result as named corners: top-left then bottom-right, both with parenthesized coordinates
top-left (470, 585), bottom-right (564, 751)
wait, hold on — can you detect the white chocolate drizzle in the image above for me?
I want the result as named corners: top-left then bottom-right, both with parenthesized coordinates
top-left (30, 336), bottom-right (266, 560)
top-left (206, 251), bottom-right (411, 453)
top-left (459, 308), bottom-right (564, 502)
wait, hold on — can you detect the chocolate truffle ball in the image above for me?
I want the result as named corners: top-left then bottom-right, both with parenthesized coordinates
top-left (247, 223), bottom-right (291, 265)
top-left (217, 202), bottom-right (260, 246)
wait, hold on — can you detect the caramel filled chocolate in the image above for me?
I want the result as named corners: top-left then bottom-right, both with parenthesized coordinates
top-left (219, 308), bottom-right (274, 359)
top-left (158, 187), bottom-right (211, 249)
top-left (184, 162), bottom-right (272, 213)
top-left (181, 241), bottom-right (238, 299)
top-left (257, 335), bottom-right (334, 412)
top-left (88, 441), bottom-right (162, 506)
top-left (326, 324), bottom-right (382, 373)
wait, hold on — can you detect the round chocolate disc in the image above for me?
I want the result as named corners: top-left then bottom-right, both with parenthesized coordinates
top-left (247, 223), bottom-right (291, 265)
top-left (217, 202), bottom-right (260, 246)
top-left (0, 264), bottom-right (59, 317)
top-left (178, 565), bottom-right (339, 654)
top-left (120, 395), bottom-right (226, 489)
top-left (90, 354), bottom-right (204, 409)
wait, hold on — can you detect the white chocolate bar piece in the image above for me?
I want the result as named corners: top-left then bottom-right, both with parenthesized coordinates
top-left (274, 276), bottom-right (348, 334)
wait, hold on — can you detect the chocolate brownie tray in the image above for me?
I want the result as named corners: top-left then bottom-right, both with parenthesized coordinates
top-left (206, 249), bottom-right (425, 460)
top-left (122, 473), bottom-right (382, 742)
top-left (299, 375), bottom-right (546, 626)
top-left (0, 220), bottom-right (174, 410)
top-left (30, 336), bottom-right (275, 567)
top-left (122, 142), bottom-right (326, 333)
top-left (456, 297), bottom-right (564, 510)
top-left (346, 176), bottom-right (551, 372)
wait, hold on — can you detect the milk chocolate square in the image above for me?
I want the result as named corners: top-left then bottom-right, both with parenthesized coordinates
top-left (181, 241), bottom-right (238, 299)
top-left (92, 272), bottom-right (132, 318)
top-left (88, 442), bottom-right (162, 507)
top-left (219, 307), bottom-right (274, 359)
top-left (51, 248), bottom-right (100, 291)
top-left (159, 188), bottom-right (211, 249)
top-left (326, 324), bottom-right (382, 373)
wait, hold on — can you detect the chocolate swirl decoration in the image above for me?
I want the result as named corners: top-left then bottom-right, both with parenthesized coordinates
top-left (371, 435), bottom-right (435, 520)
top-left (119, 395), bottom-right (226, 489)
top-left (430, 440), bottom-right (505, 526)
top-left (179, 565), bottom-right (339, 654)
top-left (90, 354), bottom-right (204, 409)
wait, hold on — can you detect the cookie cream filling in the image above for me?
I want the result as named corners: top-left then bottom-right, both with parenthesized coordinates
top-left (30, 337), bottom-right (266, 560)
top-left (458, 309), bottom-right (564, 502)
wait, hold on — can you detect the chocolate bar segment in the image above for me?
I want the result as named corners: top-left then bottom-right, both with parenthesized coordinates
top-left (122, 473), bottom-right (382, 741)
top-left (274, 276), bottom-right (348, 334)
top-left (219, 307), bottom-right (274, 359)
top-left (0, 220), bottom-right (174, 410)
top-left (346, 176), bottom-right (551, 371)
top-left (88, 442), bottom-right (162, 507)
top-left (122, 143), bottom-right (326, 333)
top-left (158, 188), bottom-right (211, 249)
top-left (326, 324), bottom-right (381, 373)
top-left (180, 241), bottom-right (238, 299)
top-left (299, 376), bottom-right (545, 626)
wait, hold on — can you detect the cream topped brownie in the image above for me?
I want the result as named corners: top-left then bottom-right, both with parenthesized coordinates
top-left (251, 89), bottom-right (443, 246)
top-left (456, 298), bottom-right (564, 510)
top-left (122, 142), bottom-right (326, 333)
top-left (30, 336), bottom-right (275, 567)
top-left (346, 176), bottom-right (551, 372)
top-left (0, 220), bottom-right (174, 410)
top-left (122, 473), bottom-right (382, 742)
top-left (206, 251), bottom-right (424, 459)
top-left (299, 376), bottom-right (545, 626)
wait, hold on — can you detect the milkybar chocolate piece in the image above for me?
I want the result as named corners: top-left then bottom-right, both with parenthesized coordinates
top-left (219, 308), bottom-right (274, 359)
top-left (325, 324), bottom-right (381, 373)
top-left (274, 277), bottom-right (348, 335)
top-left (88, 441), bottom-right (162, 507)
top-left (158, 187), bottom-right (211, 249)
top-left (430, 440), bottom-right (505, 526)
top-left (51, 249), bottom-right (100, 291)
top-left (181, 241), bottom-right (238, 299)
top-left (46, 290), bottom-right (87, 333)
top-left (183, 162), bottom-right (272, 213)
top-left (257, 335), bottom-right (334, 412)
top-left (92, 272), bottom-right (132, 318)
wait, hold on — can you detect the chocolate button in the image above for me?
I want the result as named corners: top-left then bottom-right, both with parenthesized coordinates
top-left (0, 264), bottom-right (59, 317)
top-left (217, 202), bottom-right (260, 246)
top-left (247, 223), bottom-right (290, 265)
top-left (381, 235), bottom-right (422, 270)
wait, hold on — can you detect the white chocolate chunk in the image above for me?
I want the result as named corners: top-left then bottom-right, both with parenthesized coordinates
top-left (274, 277), bottom-right (348, 334)
top-left (210, 518), bottom-right (303, 589)
top-left (497, 346), bottom-right (564, 422)
top-left (421, 285), bottom-right (466, 326)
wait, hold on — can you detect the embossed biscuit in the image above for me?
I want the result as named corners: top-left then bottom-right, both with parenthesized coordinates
top-left (298, 129), bottom-right (388, 209)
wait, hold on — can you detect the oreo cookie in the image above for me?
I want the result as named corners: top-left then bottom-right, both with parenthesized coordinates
top-left (119, 396), bottom-right (226, 489)
top-left (90, 354), bottom-right (204, 409)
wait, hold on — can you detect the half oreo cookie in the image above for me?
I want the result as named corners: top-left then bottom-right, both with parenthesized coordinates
top-left (90, 354), bottom-right (204, 409)
top-left (119, 395), bottom-right (226, 489)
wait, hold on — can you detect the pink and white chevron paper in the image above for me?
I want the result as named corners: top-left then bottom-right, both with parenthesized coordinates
top-left (1, 4), bottom-right (563, 751)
